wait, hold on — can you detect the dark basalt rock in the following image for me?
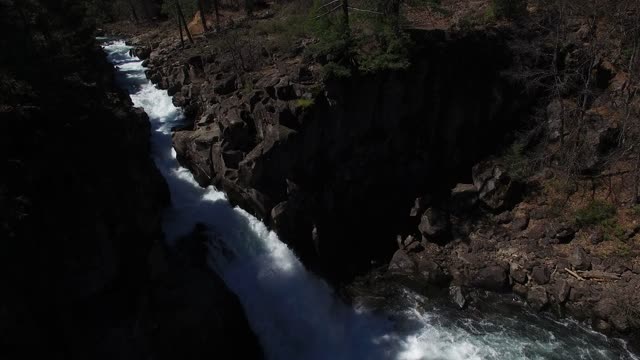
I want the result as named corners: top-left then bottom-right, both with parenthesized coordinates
top-left (418, 207), bottom-right (450, 241)
top-left (570, 246), bottom-right (591, 271)
top-left (554, 223), bottom-right (576, 243)
top-left (388, 250), bottom-right (417, 274)
top-left (167, 30), bottom-right (532, 282)
top-left (472, 162), bottom-right (523, 212)
top-left (449, 285), bottom-right (468, 309)
top-left (511, 214), bottom-right (530, 231)
top-left (450, 183), bottom-right (478, 214)
top-left (531, 266), bottom-right (550, 285)
top-left (471, 266), bottom-right (508, 291)
top-left (131, 46), bottom-right (151, 60)
top-left (554, 280), bottom-right (571, 303)
top-left (1, 16), bottom-right (263, 359)
top-left (527, 286), bottom-right (549, 311)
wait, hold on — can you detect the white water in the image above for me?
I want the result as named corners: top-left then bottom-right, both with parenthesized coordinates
top-left (103, 40), bottom-right (638, 360)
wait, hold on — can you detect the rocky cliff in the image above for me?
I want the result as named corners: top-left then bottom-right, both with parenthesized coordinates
top-left (143, 28), bottom-right (530, 280)
top-left (125, 1), bottom-right (640, 342)
top-left (0, 2), bottom-right (262, 359)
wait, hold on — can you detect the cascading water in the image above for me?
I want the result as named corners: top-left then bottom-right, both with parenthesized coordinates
top-left (102, 40), bottom-right (638, 360)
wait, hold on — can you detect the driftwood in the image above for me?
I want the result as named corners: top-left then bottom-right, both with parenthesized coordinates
top-left (565, 268), bottom-right (621, 281)
top-left (565, 268), bottom-right (586, 281)
top-left (576, 270), bottom-right (621, 280)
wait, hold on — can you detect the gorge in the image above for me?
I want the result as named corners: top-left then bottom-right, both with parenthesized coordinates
top-left (102, 38), bottom-right (638, 359)
top-left (3, 0), bottom-right (640, 359)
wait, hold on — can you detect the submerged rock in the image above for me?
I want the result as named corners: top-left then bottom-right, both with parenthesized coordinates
top-left (449, 286), bottom-right (468, 309)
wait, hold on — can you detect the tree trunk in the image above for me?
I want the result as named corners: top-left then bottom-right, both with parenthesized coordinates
top-left (392, 0), bottom-right (401, 31)
top-left (342, 0), bottom-right (350, 33)
top-left (177, 11), bottom-right (185, 48)
top-left (198, 0), bottom-right (208, 32)
top-left (213, 0), bottom-right (221, 30)
top-left (127, 0), bottom-right (139, 23)
top-left (176, 1), bottom-right (194, 44)
top-left (634, 151), bottom-right (640, 204)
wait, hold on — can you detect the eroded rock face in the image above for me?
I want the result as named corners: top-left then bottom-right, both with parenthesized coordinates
top-left (137, 21), bottom-right (640, 340)
top-left (0, 33), bottom-right (262, 360)
top-left (153, 30), bottom-right (530, 280)
top-left (152, 225), bottom-right (263, 360)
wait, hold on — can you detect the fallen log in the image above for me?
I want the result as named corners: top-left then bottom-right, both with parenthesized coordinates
top-left (576, 270), bottom-right (621, 280)
top-left (565, 268), bottom-right (585, 281)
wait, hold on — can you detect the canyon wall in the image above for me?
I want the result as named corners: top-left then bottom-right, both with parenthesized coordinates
top-left (149, 29), bottom-right (530, 280)
top-left (0, 3), bottom-right (262, 358)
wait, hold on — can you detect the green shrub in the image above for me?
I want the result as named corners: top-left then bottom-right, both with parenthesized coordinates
top-left (490, 0), bottom-right (527, 20)
top-left (601, 218), bottom-right (626, 241)
top-left (295, 98), bottom-right (315, 108)
top-left (358, 24), bottom-right (412, 73)
top-left (503, 142), bottom-right (532, 180)
top-left (321, 62), bottom-right (352, 80)
top-left (575, 200), bottom-right (617, 227)
top-left (308, 0), bottom-right (412, 76)
top-left (616, 242), bottom-right (632, 257)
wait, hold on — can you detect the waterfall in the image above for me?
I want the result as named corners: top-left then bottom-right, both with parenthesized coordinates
top-left (102, 40), bottom-right (638, 360)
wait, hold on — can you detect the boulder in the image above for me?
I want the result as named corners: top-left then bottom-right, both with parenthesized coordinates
top-left (418, 207), bottom-right (449, 240)
top-left (417, 258), bottom-right (447, 285)
top-left (409, 197), bottom-right (429, 217)
top-left (297, 65), bottom-right (313, 82)
top-left (132, 46), bottom-right (151, 60)
top-left (554, 279), bottom-right (570, 303)
top-left (554, 223), bottom-right (576, 243)
top-left (594, 298), bottom-right (617, 320)
top-left (471, 265), bottom-right (508, 291)
top-left (275, 77), bottom-right (296, 100)
top-left (511, 214), bottom-right (530, 231)
top-left (494, 211), bottom-right (513, 224)
top-left (593, 297), bottom-right (630, 332)
top-left (513, 283), bottom-right (528, 297)
top-left (219, 110), bottom-right (254, 151)
top-left (510, 263), bottom-right (527, 284)
top-left (255, 72), bottom-right (280, 98)
top-left (531, 266), bottom-right (550, 285)
top-left (527, 286), bottom-right (549, 311)
top-left (214, 74), bottom-right (237, 95)
top-left (388, 250), bottom-right (416, 274)
top-left (450, 183), bottom-right (478, 213)
top-left (592, 319), bottom-right (612, 334)
top-left (171, 65), bottom-right (190, 88)
top-left (406, 241), bottom-right (424, 253)
top-left (472, 162), bottom-right (522, 211)
top-left (526, 224), bottom-right (546, 240)
top-left (449, 286), bottom-right (467, 309)
top-left (569, 246), bottom-right (591, 271)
